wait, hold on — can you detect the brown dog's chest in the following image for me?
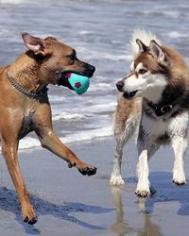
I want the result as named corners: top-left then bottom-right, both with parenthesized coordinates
top-left (19, 111), bottom-right (35, 139)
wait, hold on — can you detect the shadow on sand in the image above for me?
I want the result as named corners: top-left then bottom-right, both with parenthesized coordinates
top-left (0, 187), bottom-right (114, 235)
top-left (143, 172), bottom-right (189, 216)
top-left (124, 171), bottom-right (189, 216)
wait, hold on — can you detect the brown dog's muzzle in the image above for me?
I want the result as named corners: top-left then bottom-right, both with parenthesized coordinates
top-left (83, 63), bottom-right (96, 77)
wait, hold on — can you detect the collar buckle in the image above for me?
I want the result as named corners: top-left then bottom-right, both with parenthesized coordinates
top-left (147, 101), bottom-right (173, 117)
top-left (160, 104), bottom-right (173, 114)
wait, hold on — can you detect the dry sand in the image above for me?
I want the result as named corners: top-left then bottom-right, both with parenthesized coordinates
top-left (0, 137), bottom-right (189, 236)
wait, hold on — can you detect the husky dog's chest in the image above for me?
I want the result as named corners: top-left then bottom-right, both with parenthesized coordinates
top-left (140, 114), bottom-right (169, 141)
top-left (139, 110), bottom-right (189, 144)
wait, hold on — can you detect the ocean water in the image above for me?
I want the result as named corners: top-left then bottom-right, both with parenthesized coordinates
top-left (0, 0), bottom-right (189, 150)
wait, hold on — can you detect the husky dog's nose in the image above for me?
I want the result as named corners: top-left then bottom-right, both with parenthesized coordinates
top-left (116, 80), bottom-right (124, 91)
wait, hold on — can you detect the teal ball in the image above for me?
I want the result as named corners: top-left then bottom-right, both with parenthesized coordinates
top-left (68, 73), bottom-right (90, 94)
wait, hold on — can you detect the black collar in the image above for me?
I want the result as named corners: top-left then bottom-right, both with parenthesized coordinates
top-left (147, 101), bottom-right (173, 117)
top-left (7, 71), bottom-right (48, 100)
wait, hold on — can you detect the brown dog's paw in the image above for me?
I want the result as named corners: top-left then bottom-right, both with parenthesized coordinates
top-left (24, 216), bottom-right (38, 225)
top-left (78, 165), bottom-right (97, 176)
top-left (21, 204), bottom-right (38, 225)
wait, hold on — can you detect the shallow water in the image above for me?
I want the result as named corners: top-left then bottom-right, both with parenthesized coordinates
top-left (0, 0), bottom-right (189, 149)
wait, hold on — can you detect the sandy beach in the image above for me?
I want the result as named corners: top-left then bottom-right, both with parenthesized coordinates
top-left (0, 137), bottom-right (188, 236)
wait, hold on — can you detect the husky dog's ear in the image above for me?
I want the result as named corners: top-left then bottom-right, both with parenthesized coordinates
top-left (22, 32), bottom-right (51, 56)
top-left (149, 40), bottom-right (167, 64)
top-left (136, 39), bottom-right (148, 53)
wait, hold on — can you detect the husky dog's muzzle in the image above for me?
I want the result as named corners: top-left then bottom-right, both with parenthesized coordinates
top-left (123, 90), bottom-right (138, 99)
top-left (116, 80), bottom-right (138, 99)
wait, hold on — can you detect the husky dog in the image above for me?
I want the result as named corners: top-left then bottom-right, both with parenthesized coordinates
top-left (110, 30), bottom-right (189, 197)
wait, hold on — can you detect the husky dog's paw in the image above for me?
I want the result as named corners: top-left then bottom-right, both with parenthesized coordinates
top-left (135, 189), bottom-right (151, 198)
top-left (173, 172), bottom-right (186, 185)
top-left (173, 177), bottom-right (187, 185)
top-left (173, 180), bottom-right (186, 185)
top-left (110, 175), bottom-right (125, 185)
top-left (135, 185), bottom-right (156, 198)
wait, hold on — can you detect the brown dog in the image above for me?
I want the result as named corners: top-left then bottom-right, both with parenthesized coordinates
top-left (0, 33), bottom-right (96, 224)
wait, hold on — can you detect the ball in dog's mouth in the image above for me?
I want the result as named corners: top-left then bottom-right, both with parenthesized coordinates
top-left (58, 72), bottom-right (90, 95)
top-left (68, 73), bottom-right (90, 95)
top-left (123, 90), bottom-right (138, 99)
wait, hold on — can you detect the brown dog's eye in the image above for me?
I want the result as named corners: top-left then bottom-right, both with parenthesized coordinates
top-left (69, 50), bottom-right (76, 61)
top-left (138, 68), bottom-right (147, 75)
top-left (70, 54), bottom-right (75, 60)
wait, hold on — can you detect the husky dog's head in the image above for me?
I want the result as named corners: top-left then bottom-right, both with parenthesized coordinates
top-left (117, 31), bottom-right (169, 103)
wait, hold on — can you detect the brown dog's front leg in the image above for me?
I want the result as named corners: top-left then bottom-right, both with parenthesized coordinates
top-left (2, 143), bottom-right (37, 224)
top-left (39, 129), bottom-right (97, 176)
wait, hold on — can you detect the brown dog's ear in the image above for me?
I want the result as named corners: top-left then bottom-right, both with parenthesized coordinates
top-left (136, 38), bottom-right (148, 53)
top-left (22, 32), bottom-right (50, 56)
top-left (149, 40), bottom-right (167, 64)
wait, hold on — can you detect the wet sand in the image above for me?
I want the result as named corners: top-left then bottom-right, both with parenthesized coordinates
top-left (0, 137), bottom-right (189, 236)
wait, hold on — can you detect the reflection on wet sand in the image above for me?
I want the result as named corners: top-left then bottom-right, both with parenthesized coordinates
top-left (137, 199), bottom-right (163, 236)
top-left (111, 187), bottom-right (163, 236)
top-left (111, 187), bottom-right (134, 236)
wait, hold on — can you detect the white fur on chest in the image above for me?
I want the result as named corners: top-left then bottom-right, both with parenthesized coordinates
top-left (140, 111), bottom-right (189, 141)
top-left (141, 114), bottom-right (167, 139)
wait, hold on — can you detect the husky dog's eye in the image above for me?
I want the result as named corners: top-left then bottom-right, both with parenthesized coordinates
top-left (138, 68), bottom-right (147, 75)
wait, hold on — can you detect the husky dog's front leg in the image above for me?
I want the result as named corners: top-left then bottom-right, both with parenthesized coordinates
top-left (110, 114), bottom-right (139, 185)
top-left (110, 136), bottom-right (126, 185)
top-left (135, 138), bottom-right (158, 198)
top-left (110, 97), bottom-right (142, 186)
top-left (135, 148), bottom-right (151, 197)
top-left (172, 136), bottom-right (187, 185)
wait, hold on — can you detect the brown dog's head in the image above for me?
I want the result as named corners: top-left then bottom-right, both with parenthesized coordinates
top-left (22, 33), bottom-right (95, 88)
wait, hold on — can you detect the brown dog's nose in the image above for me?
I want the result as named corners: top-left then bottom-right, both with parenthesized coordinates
top-left (87, 64), bottom-right (95, 73)
top-left (84, 64), bottom-right (96, 77)
top-left (116, 80), bottom-right (124, 91)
